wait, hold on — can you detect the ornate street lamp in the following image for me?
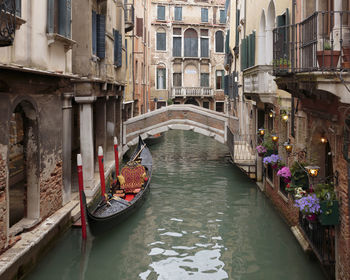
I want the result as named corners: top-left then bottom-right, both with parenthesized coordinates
top-left (271, 134), bottom-right (279, 143)
top-left (0, 0), bottom-right (17, 47)
top-left (305, 166), bottom-right (320, 178)
top-left (320, 136), bottom-right (327, 144)
top-left (282, 114), bottom-right (289, 122)
top-left (258, 128), bottom-right (265, 136)
top-left (284, 141), bottom-right (293, 154)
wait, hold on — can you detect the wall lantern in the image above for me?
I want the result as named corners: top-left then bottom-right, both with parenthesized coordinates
top-left (305, 166), bottom-right (320, 178)
top-left (284, 141), bottom-right (293, 154)
top-left (269, 110), bottom-right (275, 118)
top-left (258, 128), bottom-right (265, 136)
top-left (271, 134), bottom-right (279, 142)
top-left (282, 114), bottom-right (289, 122)
top-left (320, 136), bottom-right (327, 144)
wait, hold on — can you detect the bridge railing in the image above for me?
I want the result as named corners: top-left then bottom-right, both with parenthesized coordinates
top-left (171, 87), bottom-right (214, 98)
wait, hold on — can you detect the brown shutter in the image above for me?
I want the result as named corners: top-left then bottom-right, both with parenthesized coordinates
top-left (136, 17), bottom-right (143, 37)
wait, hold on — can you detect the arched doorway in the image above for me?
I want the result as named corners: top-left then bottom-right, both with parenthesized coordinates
top-left (8, 101), bottom-right (39, 227)
top-left (185, 98), bottom-right (199, 106)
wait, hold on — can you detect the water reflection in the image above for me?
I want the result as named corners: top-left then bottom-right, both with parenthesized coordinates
top-left (26, 130), bottom-right (325, 280)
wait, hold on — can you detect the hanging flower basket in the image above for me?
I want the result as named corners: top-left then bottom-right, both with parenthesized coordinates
top-left (277, 166), bottom-right (291, 183)
top-left (256, 145), bottom-right (267, 157)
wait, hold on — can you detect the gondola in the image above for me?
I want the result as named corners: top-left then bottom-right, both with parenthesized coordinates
top-left (81, 136), bottom-right (152, 236)
top-left (144, 133), bottom-right (164, 146)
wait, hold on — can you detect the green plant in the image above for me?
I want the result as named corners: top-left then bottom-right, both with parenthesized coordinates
top-left (323, 41), bottom-right (332, 50)
top-left (314, 182), bottom-right (336, 201)
top-left (261, 131), bottom-right (274, 151)
top-left (167, 98), bottom-right (173, 105)
top-left (290, 161), bottom-right (309, 190)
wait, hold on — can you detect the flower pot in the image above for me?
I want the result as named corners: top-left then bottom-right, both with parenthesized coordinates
top-left (319, 200), bottom-right (339, 225)
top-left (271, 164), bottom-right (278, 169)
top-left (316, 50), bottom-right (340, 68)
top-left (306, 213), bottom-right (317, 222)
top-left (342, 46), bottom-right (350, 62)
top-left (258, 152), bottom-right (266, 157)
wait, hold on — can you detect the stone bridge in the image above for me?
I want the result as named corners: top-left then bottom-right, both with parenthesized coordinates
top-left (123, 105), bottom-right (238, 148)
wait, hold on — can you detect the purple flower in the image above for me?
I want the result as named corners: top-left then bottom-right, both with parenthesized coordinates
top-left (263, 154), bottom-right (281, 165)
top-left (294, 194), bottom-right (321, 215)
top-left (277, 166), bottom-right (291, 178)
top-left (256, 145), bottom-right (267, 154)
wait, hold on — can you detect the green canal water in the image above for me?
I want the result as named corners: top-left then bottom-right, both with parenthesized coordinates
top-left (26, 130), bottom-right (325, 280)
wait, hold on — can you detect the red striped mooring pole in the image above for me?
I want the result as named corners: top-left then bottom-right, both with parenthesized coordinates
top-left (77, 154), bottom-right (87, 240)
top-left (114, 137), bottom-right (119, 176)
top-left (98, 146), bottom-right (106, 197)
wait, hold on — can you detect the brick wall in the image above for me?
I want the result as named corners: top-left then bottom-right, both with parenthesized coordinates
top-left (0, 150), bottom-right (7, 252)
top-left (40, 161), bottom-right (63, 219)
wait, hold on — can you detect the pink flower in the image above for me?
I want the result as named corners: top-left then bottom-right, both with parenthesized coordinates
top-left (277, 166), bottom-right (291, 178)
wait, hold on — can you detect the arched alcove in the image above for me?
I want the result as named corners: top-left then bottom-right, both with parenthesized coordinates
top-left (8, 100), bottom-right (40, 227)
top-left (258, 10), bottom-right (267, 65)
top-left (185, 98), bottom-right (200, 106)
top-left (266, 0), bottom-right (276, 65)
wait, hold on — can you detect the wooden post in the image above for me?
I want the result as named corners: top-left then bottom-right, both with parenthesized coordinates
top-left (98, 146), bottom-right (106, 197)
top-left (77, 154), bottom-right (87, 240)
top-left (114, 137), bottom-right (119, 176)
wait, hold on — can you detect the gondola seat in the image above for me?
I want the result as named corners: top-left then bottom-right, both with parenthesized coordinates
top-left (120, 164), bottom-right (147, 194)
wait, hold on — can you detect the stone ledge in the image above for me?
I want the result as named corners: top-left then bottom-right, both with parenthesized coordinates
top-left (291, 225), bottom-right (311, 253)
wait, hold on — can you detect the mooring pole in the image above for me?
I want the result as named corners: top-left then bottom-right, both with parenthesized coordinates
top-left (98, 146), bottom-right (106, 197)
top-left (77, 154), bottom-right (87, 240)
top-left (114, 137), bottom-right (119, 176)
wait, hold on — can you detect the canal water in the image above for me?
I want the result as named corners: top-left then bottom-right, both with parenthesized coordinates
top-left (26, 130), bottom-right (325, 280)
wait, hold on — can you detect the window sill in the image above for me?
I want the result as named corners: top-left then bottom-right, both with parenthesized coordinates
top-left (278, 191), bottom-right (289, 202)
top-left (156, 49), bottom-right (167, 53)
top-left (47, 33), bottom-right (76, 51)
top-left (266, 177), bottom-right (274, 188)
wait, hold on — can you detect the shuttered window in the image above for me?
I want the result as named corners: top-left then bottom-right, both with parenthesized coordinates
top-left (136, 17), bottom-right (143, 37)
top-left (220, 10), bottom-right (225, 24)
top-left (157, 5), bottom-right (165, 20)
top-left (16, 0), bottom-right (21, 17)
top-left (47, 0), bottom-right (71, 38)
top-left (125, 39), bottom-right (127, 67)
top-left (224, 75), bottom-right (229, 95)
top-left (173, 37), bottom-right (182, 57)
top-left (156, 30), bottom-right (166, 51)
top-left (157, 68), bottom-right (166, 89)
top-left (201, 8), bottom-right (208, 23)
top-left (240, 31), bottom-right (255, 70)
top-left (114, 29), bottom-right (122, 66)
top-left (200, 38), bottom-right (209, 57)
top-left (216, 70), bottom-right (224, 89)
top-left (200, 73), bottom-right (209, 87)
top-left (225, 30), bottom-right (230, 54)
top-left (174, 7), bottom-right (182, 21)
top-left (184, 29), bottom-right (198, 57)
top-left (235, 9), bottom-right (240, 48)
top-left (96, 14), bottom-right (106, 58)
top-left (92, 11), bottom-right (97, 55)
top-left (215, 31), bottom-right (224, 53)
top-left (173, 73), bottom-right (182, 87)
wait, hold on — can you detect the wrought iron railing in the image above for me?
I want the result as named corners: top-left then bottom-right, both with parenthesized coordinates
top-left (0, 0), bottom-right (16, 46)
top-left (273, 11), bottom-right (350, 75)
top-left (124, 3), bottom-right (134, 33)
top-left (299, 214), bottom-right (335, 278)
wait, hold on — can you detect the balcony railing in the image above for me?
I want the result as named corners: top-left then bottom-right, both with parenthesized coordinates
top-left (273, 11), bottom-right (350, 75)
top-left (299, 214), bottom-right (335, 279)
top-left (0, 0), bottom-right (16, 47)
top-left (172, 87), bottom-right (213, 98)
top-left (124, 3), bottom-right (134, 33)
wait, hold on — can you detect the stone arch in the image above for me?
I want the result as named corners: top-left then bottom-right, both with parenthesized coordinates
top-left (258, 9), bottom-right (267, 65)
top-left (266, 0), bottom-right (276, 65)
top-left (185, 98), bottom-right (200, 106)
top-left (8, 98), bottom-right (40, 228)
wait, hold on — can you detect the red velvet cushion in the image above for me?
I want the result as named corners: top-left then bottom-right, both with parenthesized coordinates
top-left (125, 194), bottom-right (135, 201)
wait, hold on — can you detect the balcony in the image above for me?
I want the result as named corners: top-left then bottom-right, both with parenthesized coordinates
top-left (171, 87), bottom-right (214, 98)
top-left (298, 214), bottom-right (335, 279)
top-left (124, 3), bottom-right (134, 33)
top-left (0, 0), bottom-right (16, 46)
top-left (243, 65), bottom-right (277, 104)
top-left (273, 10), bottom-right (350, 75)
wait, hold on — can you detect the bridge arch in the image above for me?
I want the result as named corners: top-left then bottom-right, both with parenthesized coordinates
top-left (123, 105), bottom-right (237, 148)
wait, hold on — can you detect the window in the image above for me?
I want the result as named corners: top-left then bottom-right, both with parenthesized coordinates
top-left (201, 8), bottom-right (208, 23)
top-left (114, 29), bottom-right (122, 66)
top-left (216, 70), bottom-right (224, 89)
top-left (173, 73), bottom-right (182, 87)
top-left (15, 0), bottom-right (21, 17)
top-left (157, 67), bottom-right (166, 89)
top-left (203, 101), bottom-right (209, 109)
top-left (219, 10), bottom-right (225, 24)
top-left (157, 29), bottom-right (166, 51)
top-left (279, 176), bottom-right (288, 197)
top-left (184, 28), bottom-right (198, 57)
top-left (174, 7), bottom-right (182, 21)
top-left (215, 31), bottom-right (224, 53)
top-left (173, 28), bottom-right (182, 57)
top-left (200, 73), bottom-right (209, 87)
top-left (136, 17), bottom-right (143, 37)
top-left (135, 61), bottom-right (138, 83)
top-left (47, 0), bottom-right (72, 38)
top-left (216, 102), bottom-right (224, 112)
top-left (267, 165), bottom-right (273, 182)
top-left (200, 29), bottom-right (209, 57)
top-left (157, 5), bottom-right (165, 20)
top-left (92, 10), bottom-right (106, 58)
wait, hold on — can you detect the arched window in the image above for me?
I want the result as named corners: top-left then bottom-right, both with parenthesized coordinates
top-left (156, 64), bottom-right (166, 89)
top-left (156, 28), bottom-right (166, 51)
top-left (184, 28), bottom-right (198, 57)
top-left (215, 31), bottom-right (224, 53)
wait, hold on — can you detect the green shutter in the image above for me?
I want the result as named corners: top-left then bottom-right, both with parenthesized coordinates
top-left (47, 0), bottom-right (55, 33)
top-left (241, 38), bottom-right (247, 70)
top-left (235, 9), bottom-right (240, 47)
top-left (225, 30), bottom-right (230, 54)
top-left (251, 31), bottom-right (256, 67)
top-left (277, 15), bottom-right (285, 27)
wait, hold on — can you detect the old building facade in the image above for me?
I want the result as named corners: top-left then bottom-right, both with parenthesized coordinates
top-left (150, 0), bottom-right (227, 112)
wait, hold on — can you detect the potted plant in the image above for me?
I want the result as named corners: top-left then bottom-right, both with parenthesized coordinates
top-left (277, 166), bottom-right (292, 183)
top-left (294, 193), bottom-right (321, 221)
top-left (317, 41), bottom-right (340, 68)
top-left (314, 182), bottom-right (339, 225)
top-left (290, 161), bottom-right (309, 191)
top-left (261, 131), bottom-right (275, 156)
top-left (256, 145), bottom-right (267, 157)
top-left (263, 154), bottom-right (281, 169)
